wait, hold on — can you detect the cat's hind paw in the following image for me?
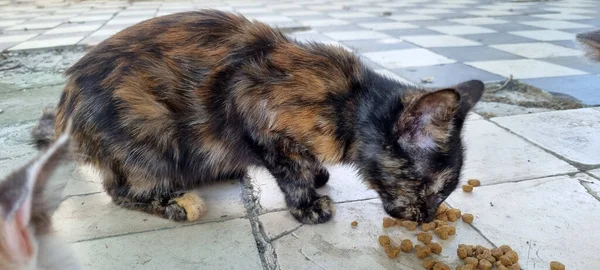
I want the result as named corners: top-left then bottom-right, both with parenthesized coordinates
top-left (290, 196), bottom-right (335, 224)
top-left (167, 191), bottom-right (207, 222)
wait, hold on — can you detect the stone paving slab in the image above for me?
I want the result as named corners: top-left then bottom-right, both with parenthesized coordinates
top-left (71, 218), bottom-right (263, 270)
top-left (54, 179), bottom-right (247, 242)
top-left (262, 199), bottom-right (491, 270)
top-left (446, 173), bottom-right (600, 270)
top-left (452, 120), bottom-right (576, 186)
top-left (492, 108), bottom-right (600, 166)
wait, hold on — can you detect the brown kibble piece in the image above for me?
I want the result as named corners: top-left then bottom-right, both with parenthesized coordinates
top-left (456, 265), bottom-right (475, 270)
top-left (351, 221), bottom-right (358, 227)
top-left (421, 222), bottom-right (437, 231)
top-left (378, 235), bottom-right (391, 246)
top-left (423, 258), bottom-right (437, 269)
top-left (418, 232), bottom-right (433, 244)
top-left (448, 209), bottom-right (462, 219)
top-left (437, 213), bottom-right (449, 221)
top-left (479, 259), bottom-right (493, 270)
top-left (433, 262), bottom-right (450, 270)
top-left (499, 245), bottom-right (512, 253)
top-left (435, 220), bottom-right (448, 227)
top-left (550, 261), bottom-right (565, 270)
top-left (434, 226), bottom-right (451, 240)
top-left (475, 245), bottom-right (488, 256)
top-left (427, 242), bottom-right (442, 254)
top-left (461, 213), bottom-right (474, 224)
top-left (506, 263), bottom-right (520, 270)
top-left (415, 244), bottom-right (431, 259)
top-left (401, 220), bottom-right (418, 231)
top-left (462, 185), bottom-right (473, 192)
top-left (384, 245), bottom-right (400, 259)
top-left (400, 239), bottom-right (413, 253)
top-left (464, 257), bottom-right (478, 266)
top-left (447, 226), bottom-right (456, 236)
top-left (497, 266), bottom-right (508, 270)
top-left (457, 247), bottom-right (469, 259)
top-left (467, 179), bottom-right (481, 186)
top-left (491, 247), bottom-right (503, 259)
top-left (446, 211), bottom-right (459, 222)
top-left (437, 204), bottom-right (449, 215)
top-left (499, 255), bottom-right (512, 266)
top-left (383, 217), bottom-right (396, 228)
top-left (505, 250), bottom-right (519, 263)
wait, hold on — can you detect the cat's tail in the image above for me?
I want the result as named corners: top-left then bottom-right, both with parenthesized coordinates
top-left (31, 106), bottom-right (56, 150)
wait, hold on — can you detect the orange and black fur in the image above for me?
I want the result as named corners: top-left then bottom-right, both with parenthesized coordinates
top-left (37, 10), bottom-right (485, 224)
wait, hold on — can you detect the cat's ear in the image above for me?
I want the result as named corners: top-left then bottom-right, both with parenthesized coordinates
top-left (577, 29), bottom-right (600, 62)
top-left (397, 89), bottom-right (460, 150)
top-left (397, 80), bottom-right (483, 150)
top-left (453, 79), bottom-right (485, 120)
top-left (0, 121), bottom-right (72, 264)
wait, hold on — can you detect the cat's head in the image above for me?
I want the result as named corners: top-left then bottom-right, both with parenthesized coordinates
top-left (365, 80), bottom-right (484, 223)
top-left (0, 122), bottom-right (76, 269)
top-left (577, 29), bottom-right (600, 62)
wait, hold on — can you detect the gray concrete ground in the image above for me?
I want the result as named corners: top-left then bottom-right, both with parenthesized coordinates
top-left (1, 0), bottom-right (600, 269)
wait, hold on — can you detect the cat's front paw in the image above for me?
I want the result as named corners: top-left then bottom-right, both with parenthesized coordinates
top-left (289, 196), bottom-right (335, 224)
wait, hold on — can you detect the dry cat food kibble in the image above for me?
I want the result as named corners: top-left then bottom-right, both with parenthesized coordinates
top-left (415, 244), bottom-right (431, 259)
top-left (401, 220), bottom-right (418, 231)
top-left (446, 209), bottom-right (462, 222)
top-left (423, 258), bottom-right (437, 269)
top-left (467, 179), bottom-right (481, 186)
top-left (432, 262), bottom-right (450, 270)
top-left (382, 217), bottom-right (397, 228)
top-left (434, 225), bottom-right (455, 240)
top-left (351, 221), bottom-right (358, 227)
top-left (378, 235), bottom-right (391, 246)
top-left (418, 232), bottom-right (433, 244)
top-left (462, 185), bottom-right (473, 192)
top-left (461, 213), bottom-right (474, 224)
top-left (421, 222), bottom-right (437, 231)
top-left (427, 242), bottom-right (442, 254)
top-left (550, 261), bottom-right (565, 270)
top-left (456, 265), bottom-right (475, 270)
top-left (384, 245), bottom-right (400, 259)
top-left (400, 239), bottom-right (413, 253)
top-left (457, 243), bottom-right (521, 270)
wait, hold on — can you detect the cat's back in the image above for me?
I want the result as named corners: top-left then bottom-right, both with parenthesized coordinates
top-left (55, 10), bottom-right (289, 134)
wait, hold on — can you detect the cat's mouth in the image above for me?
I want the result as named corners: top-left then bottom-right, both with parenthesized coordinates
top-left (383, 203), bottom-right (433, 223)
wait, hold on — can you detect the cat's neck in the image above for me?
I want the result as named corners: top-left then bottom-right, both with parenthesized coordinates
top-left (339, 67), bottom-right (419, 163)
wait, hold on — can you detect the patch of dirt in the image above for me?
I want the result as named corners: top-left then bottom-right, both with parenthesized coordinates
top-left (474, 77), bottom-right (586, 118)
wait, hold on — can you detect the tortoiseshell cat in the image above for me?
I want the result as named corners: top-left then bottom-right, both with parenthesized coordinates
top-left (577, 29), bottom-right (600, 62)
top-left (40, 10), bottom-right (485, 224)
top-left (0, 123), bottom-right (79, 269)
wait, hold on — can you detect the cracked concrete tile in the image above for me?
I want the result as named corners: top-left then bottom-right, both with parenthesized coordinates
top-left (492, 108), bottom-right (600, 166)
top-left (249, 165), bottom-right (378, 213)
top-left (63, 164), bottom-right (104, 196)
top-left (53, 179), bottom-right (246, 242)
top-left (589, 169), bottom-right (600, 179)
top-left (460, 120), bottom-right (577, 185)
top-left (259, 211), bottom-right (302, 240)
top-left (446, 174), bottom-right (600, 270)
top-left (71, 218), bottom-right (262, 270)
top-left (271, 199), bottom-right (490, 269)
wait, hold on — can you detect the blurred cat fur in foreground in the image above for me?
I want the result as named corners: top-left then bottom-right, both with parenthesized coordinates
top-left (0, 120), bottom-right (79, 270)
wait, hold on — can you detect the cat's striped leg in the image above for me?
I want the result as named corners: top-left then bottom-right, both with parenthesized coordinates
top-left (253, 137), bottom-right (334, 224)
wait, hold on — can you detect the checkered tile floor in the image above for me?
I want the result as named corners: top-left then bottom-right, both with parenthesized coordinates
top-left (1, 0), bottom-right (600, 104)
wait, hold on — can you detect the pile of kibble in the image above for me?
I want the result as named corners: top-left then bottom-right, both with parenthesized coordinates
top-left (374, 179), bottom-right (566, 270)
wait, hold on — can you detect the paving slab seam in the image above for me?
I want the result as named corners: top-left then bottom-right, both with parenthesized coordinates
top-left (63, 191), bottom-right (102, 199)
top-left (69, 215), bottom-right (250, 244)
top-left (468, 171), bottom-right (580, 188)
top-left (241, 176), bottom-right (280, 270)
top-left (579, 173), bottom-right (600, 202)
top-left (486, 116), bottom-right (599, 171)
